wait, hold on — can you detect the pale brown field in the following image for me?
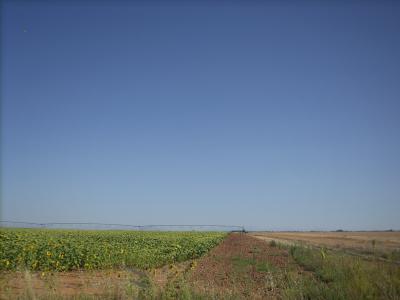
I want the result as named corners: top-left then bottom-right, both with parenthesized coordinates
top-left (250, 231), bottom-right (400, 256)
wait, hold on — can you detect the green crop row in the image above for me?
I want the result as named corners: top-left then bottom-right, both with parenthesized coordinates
top-left (0, 228), bottom-right (226, 271)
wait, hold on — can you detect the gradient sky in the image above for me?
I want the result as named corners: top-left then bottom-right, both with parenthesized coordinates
top-left (2, 0), bottom-right (400, 230)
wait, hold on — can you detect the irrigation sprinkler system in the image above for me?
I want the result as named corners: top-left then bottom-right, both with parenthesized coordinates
top-left (0, 221), bottom-right (245, 232)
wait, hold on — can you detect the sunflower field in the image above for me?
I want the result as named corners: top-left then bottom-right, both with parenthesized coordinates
top-left (0, 228), bottom-right (225, 271)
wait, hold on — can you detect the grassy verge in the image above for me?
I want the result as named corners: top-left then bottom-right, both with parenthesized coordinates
top-left (284, 245), bottom-right (400, 300)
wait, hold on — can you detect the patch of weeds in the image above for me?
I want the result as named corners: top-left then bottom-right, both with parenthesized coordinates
top-left (269, 240), bottom-right (277, 247)
top-left (256, 261), bottom-right (276, 273)
top-left (388, 249), bottom-right (400, 262)
top-left (283, 275), bottom-right (342, 300)
top-left (289, 246), bottom-right (321, 272)
top-left (124, 281), bottom-right (139, 298)
top-left (161, 272), bottom-right (224, 300)
top-left (137, 273), bottom-right (156, 299)
top-left (231, 256), bottom-right (256, 272)
top-left (162, 275), bottom-right (192, 299)
top-left (286, 244), bottom-right (400, 299)
top-left (211, 255), bottom-right (224, 263)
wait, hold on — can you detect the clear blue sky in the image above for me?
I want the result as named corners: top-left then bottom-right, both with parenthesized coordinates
top-left (2, 1), bottom-right (400, 230)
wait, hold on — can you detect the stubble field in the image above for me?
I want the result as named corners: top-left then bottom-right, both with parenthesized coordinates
top-left (250, 231), bottom-right (400, 262)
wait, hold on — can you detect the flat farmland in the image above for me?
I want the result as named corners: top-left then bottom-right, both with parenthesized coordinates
top-left (2, 230), bottom-right (400, 299)
top-left (250, 231), bottom-right (400, 260)
top-left (0, 228), bottom-right (226, 271)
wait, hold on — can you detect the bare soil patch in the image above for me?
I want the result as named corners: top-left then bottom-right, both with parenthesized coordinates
top-left (0, 261), bottom-right (198, 299)
top-left (188, 233), bottom-right (294, 299)
top-left (0, 269), bottom-right (143, 299)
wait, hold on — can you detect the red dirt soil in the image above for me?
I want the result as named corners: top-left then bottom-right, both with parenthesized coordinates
top-left (188, 233), bottom-right (293, 299)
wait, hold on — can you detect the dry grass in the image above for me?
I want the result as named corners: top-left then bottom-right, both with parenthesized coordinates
top-left (251, 231), bottom-right (400, 260)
